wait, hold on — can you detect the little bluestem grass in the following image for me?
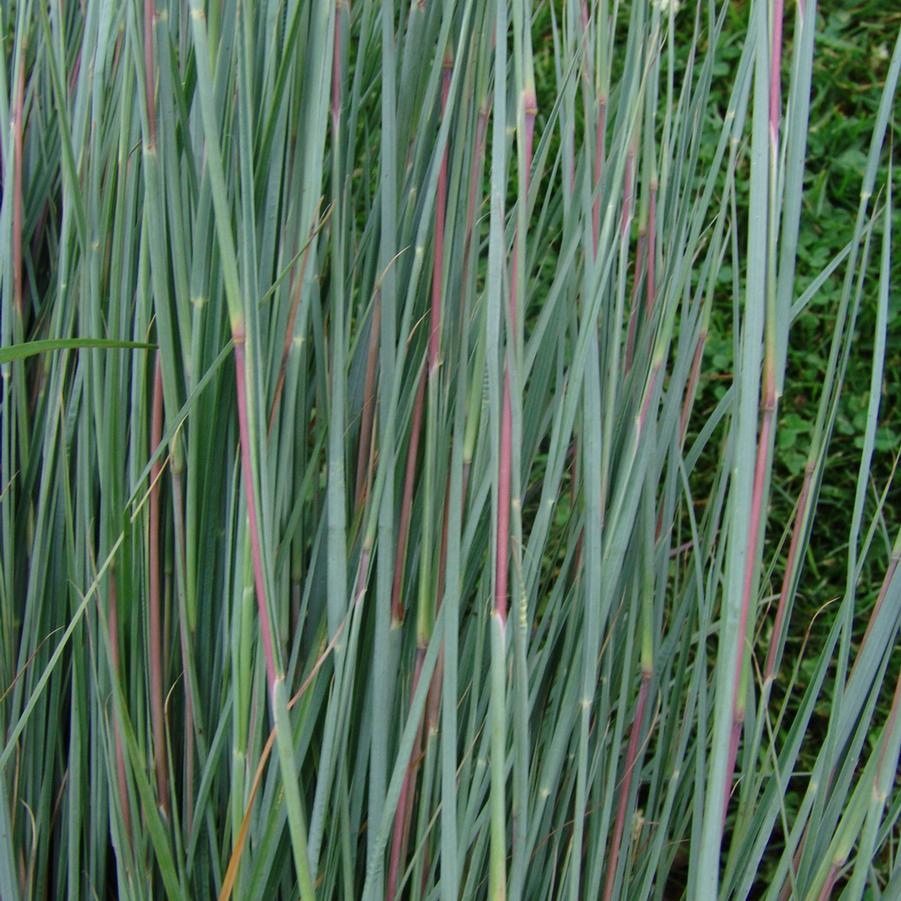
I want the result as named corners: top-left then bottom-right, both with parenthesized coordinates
top-left (0, 1), bottom-right (898, 899)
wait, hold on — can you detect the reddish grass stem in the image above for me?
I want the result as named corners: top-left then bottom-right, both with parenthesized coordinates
top-left (679, 330), bottom-right (707, 443)
top-left (391, 362), bottom-right (426, 624)
top-left (387, 651), bottom-right (427, 900)
top-left (602, 672), bottom-right (650, 901)
top-left (764, 462), bottom-right (814, 682)
top-left (621, 143), bottom-right (635, 238)
top-left (429, 60), bottom-right (452, 374)
top-left (424, 472), bottom-right (455, 743)
top-left (724, 0), bottom-right (786, 816)
top-left (172, 468), bottom-right (195, 835)
top-left (723, 371), bottom-right (777, 820)
top-left (624, 232), bottom-right (647, 372)
top-left (148, 354), bottom-right (170, 816)
top-left (464, 105), bottom-right (490, 281)
top-left (388, 59), bottom-right (453, 893)
top-left (233, 330), bottom-right (277, 689)
top-left (638, 364), bottom-right (660, 437)
top-left (816, 864), bottom-right (839, 901)
top-left (268, 209), bottom-right (326, 432)
top-left (848, 529), bottom-right (901, 684)
top-left (355, 300), bottom-right (381, 509)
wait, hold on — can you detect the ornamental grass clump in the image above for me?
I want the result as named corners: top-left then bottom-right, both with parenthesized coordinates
top-left (0, 0), bottom-right (898, 898)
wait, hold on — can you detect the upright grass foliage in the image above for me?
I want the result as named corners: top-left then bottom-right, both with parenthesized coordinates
top-left (1, 0), bottom-right (898, 898)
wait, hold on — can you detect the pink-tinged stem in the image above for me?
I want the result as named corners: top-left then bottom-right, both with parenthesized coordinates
top-left (426, 470), bottom-right (455, 735)
top-left (679, 330), bottom-right (707, 443)
top-left (355, 546), bottom-right (371, 609)
top-left (172, 469), bottom-right (195, 835)
top-left (521, 89), bottom-right (537, 312)
top-left (111, 28), bottom-right (124, 79)
top-left (68, 48), bottom-right (83, 97)
top-left (455, 101), bottom-right (488, 517)
top-left (723, 373), bottom-right (777, 817)
top-left (638, 364), bottom-right (660, 438)
top-left (668, 322), bottom-right (707, 533)
top-left (144, 0), bottom-right (157, 147)
top-left (355, 299), bottom-right (381, 509)
top-left (876, 662), bottom-right (901, 784)
top-left (593, 98), bottom-right (607, 256)
top-left (399, 714), bottom-right (425, 868)
top-left (764, 462), bottom-right (814, 682)
top-left (219, 563), bottom-right (363, 899)
top-left (463, 105), bottom-right (490, 284)
top-left (430, 60), bottom-right (452, 373)
top-left (427, 653), bottom-right (444, 738)
top-left (144, 16), bottom-right (167, 817)
top-left (269, 217), bottom-right (322, 432)
top-left (621, 144), bottom-right (635, 238)
top-left (234, 331), bottom-right (277, 689)
top-left (848, 534), bottom-right (900, 685)
top-left (389, 64), bottom-right (454, 890)
top-left (421, 482), bottom-right (456, 773)
top-left (392, 362), bottom-right (427, 624)
top-left (624, 232), bottom-right (647, 373)
top-left (108, 572), bottom-right (132, 844)
top-left (181, 637), bottom-right (195, 836)
top-left (723, 0), bottom-right (786, 822)
top-left (816, 864), bottom-right (839, 901)
top-left (602, 673), bottom-right (650, 901)
top-left (148, 354), bottom-right (170, 816)
top-left (777, 831), bottom-right (807, 901)
top-left (436, 469), bottom-right (452, 612)
top-left (12, 56), bottom-right (24, 318)
top-left (387, 651), bottom-right (427, 900)
top-left (753, 0), bottom-right (786, 725)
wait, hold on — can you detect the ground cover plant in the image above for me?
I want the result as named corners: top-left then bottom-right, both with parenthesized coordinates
top-left (0, 0), bottom-right (898, 898)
